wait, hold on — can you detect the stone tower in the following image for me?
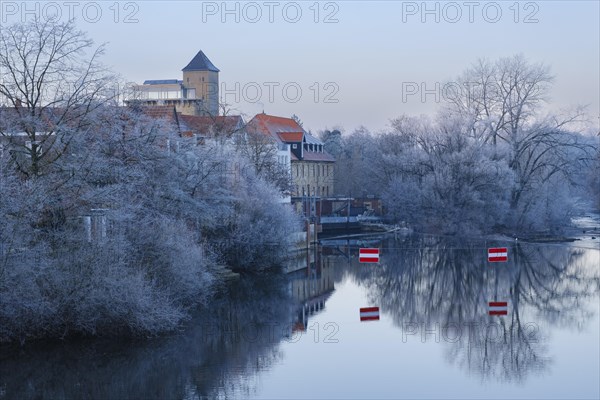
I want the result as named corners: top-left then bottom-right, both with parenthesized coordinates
top-left (182, 50), bottom-right (220, 116)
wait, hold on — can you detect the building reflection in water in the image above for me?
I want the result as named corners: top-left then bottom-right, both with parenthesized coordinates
top-left (287, 246), bottom-right (335, 332)
top-left (0, 234), bottom-right (597, 399)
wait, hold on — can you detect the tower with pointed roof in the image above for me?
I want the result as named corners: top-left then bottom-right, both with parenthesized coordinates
top-left (182, 50), bottom-right (219, 116)
top-left (128, 50), bottom-right (220, 117)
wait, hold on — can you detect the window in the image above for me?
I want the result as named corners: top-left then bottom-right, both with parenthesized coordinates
top-left (293, 143), bottom-right (297, 149)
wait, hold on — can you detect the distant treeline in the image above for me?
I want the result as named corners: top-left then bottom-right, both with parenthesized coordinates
top-left (322, 56), bottom-right (599, 234)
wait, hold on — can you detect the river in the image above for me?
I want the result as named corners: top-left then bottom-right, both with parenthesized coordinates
top-left (1, 232), bottom-right (599, 399)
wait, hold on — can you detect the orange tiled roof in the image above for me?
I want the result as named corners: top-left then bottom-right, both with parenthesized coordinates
top-left (248, 112), bottom-right (335, 163)
top-left (277, 132), bottom-right (304, 142)
top-left (138, 105), bottom-right (178, 120)
top-left (179, 114), bottom-right (243, 136)
top-left (0, 106), bottom-right (87, 132)
top-left (248, 113), bottom-right (305, 136)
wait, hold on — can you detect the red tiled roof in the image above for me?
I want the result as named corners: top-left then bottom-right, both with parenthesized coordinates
top-left (0, 106), bottom-right (91, 132)
top-left (179, 114), bottom-right (243, 136)
top-left (248, 112), bottom-right (335, 162)
top-left (139, 105), bottom-right (178, 120)
top-left (277, 132), bottom-right (303, 142)
top-left (247, 113), bottom-right (305, 137)
top-left (133, 106), bottom-right (184, 134)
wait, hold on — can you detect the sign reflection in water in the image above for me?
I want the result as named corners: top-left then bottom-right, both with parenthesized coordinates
top-left (351, 235), bottom-right (598, 383)
top-left (0, 234), bottom-right (598, 399)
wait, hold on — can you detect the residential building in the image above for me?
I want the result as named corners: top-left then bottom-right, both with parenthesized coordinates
top-left (246, 113), bottom-right (335, 212)
top-left (128, 50), bottom-right (220, 117)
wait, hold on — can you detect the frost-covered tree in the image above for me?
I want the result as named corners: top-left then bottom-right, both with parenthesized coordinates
top-left (0, 19), bottom-right (315, 344)
top-left (320, 128), bottom-right (343, 158)
top-left (379, 116), bottom-right (512, 233)
top-left (443, 55), bottom-right (594, 229)
top-left (330, 56), bottom-right (595, 233)
top-left (222, 176), bottom-right (300, 270)
top-left (331, 126), bottom-right (380, 197)
top-left (0, 105), bottom-right (220, 342)
top-left (235, 128), bottom-right (292, 194)
top-left (0, 19), bottom-right (115, 177)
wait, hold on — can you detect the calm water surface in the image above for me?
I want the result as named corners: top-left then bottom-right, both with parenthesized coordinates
top-left (1, 233), bottom-right (599, 399)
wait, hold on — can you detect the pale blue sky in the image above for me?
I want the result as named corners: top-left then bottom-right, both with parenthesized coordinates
top-left (3, 1), bottom-right (599, 133)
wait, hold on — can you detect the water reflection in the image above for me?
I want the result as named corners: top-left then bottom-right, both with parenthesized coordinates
top-left (0, 235), bottom-right (598, 398)
top-left (288, 249), bottom-right (336, 332)
top-left (343, 234), bottom-right (600, 383)
top-left (0, 275), bottom-right (298, 399)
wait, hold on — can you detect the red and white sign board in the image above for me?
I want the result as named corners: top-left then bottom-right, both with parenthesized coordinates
top-left (488, 301), bottom-right (508, 316)
top-left (360, 307), bottom-right (380, 321)
top-left (488, 247), bottom-right (508, 262)
top-left (359, 248), bottom-right (380, 263)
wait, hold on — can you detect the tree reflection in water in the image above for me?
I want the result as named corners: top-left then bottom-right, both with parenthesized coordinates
top-left (1, 236), bottom-right (597, 398)
top-left (348, 234), bottom-right (600, 383)
top-left (0, 275), bottom-right (297, 400)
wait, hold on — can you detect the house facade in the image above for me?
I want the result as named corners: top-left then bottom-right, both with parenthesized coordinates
top-left (246, 113), bottom-right (335, 208)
